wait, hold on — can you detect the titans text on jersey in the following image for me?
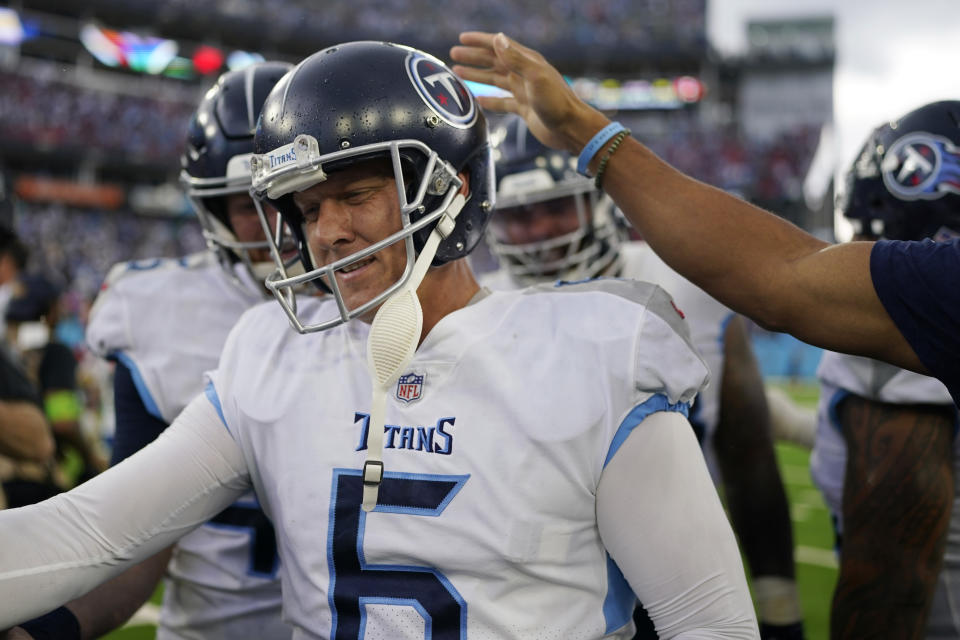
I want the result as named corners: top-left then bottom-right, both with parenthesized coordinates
top-left (353, 412), bottom-right (455, 455)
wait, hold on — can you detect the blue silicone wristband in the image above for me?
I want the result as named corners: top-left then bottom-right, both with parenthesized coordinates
top-left (576, 122), bottom-right (625, 176)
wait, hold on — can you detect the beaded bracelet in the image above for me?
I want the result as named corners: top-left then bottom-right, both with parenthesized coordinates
top-left (594, 129), bottom-right (631, 190)
top-left (576, 121), bottom-right (625, 176)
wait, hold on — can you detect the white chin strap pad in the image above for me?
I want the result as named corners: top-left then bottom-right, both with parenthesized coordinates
top-left (361, 194), bottom-right (466, 512)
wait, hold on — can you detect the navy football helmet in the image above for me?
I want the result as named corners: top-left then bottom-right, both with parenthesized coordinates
top-left (839, 100), bottom-right (960, 241)
top-left (250, 41), bottom-right (494, 332)
top-left (488, 115), bottom-right (624, 284)
top-left (180, 61), bottom-right (294, 284)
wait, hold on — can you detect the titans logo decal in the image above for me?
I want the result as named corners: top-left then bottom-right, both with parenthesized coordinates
top-left (406, 53), bottom-right (477, 128)
top-left (881, 132), bottom-right (960, 200)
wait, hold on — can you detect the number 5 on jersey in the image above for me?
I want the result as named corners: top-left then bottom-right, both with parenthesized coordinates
top-left (328, 469), bottom-right (470, 639)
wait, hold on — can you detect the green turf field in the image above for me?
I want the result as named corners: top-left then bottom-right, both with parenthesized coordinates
top-left (771, 381), bottom-right (835, 640)
top-left (775, 440), bottom-right (836, 640)
top-left (105, 383), bottom-right (836, 640)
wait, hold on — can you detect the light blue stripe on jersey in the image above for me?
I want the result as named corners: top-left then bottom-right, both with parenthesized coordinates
top-left (602, 394), bottom-right (691, 633)
top-left (204, 380), bottom-right (231, 435)
top-left (113, 351), bottom-right (164, 421)
top-left (604, 393), bottom-right (691, 468)
top-left (603, 555), bottom-right (637, 634)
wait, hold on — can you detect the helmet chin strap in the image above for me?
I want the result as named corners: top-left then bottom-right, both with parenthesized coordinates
top-left (361, 193), bottom-right (466, 512)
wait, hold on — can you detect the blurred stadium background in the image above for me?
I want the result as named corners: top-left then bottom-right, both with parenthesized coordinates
top-left (0, 0), bottom-right (836, 636)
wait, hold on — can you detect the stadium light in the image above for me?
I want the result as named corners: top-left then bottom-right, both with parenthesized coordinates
top-left (79, 23), bottom-right (178, 74)
top-left (226, 50), bottom-right (266, 71)
top-left (192, 45), bottom-right (224, 75)
top-left (0, 8), bottom-right (24, 46)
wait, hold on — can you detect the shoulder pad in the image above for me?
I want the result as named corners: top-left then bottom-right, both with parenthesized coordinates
top-left (546, 277), bottom-right (689, 338)
top-left (99, 252), bottom-right (215, 293)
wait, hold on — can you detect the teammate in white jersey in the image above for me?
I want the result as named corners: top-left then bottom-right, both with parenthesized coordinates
top-left (482, 115), bottom-right (803, 639)
top-left (10, 62), bottom-right (295, 640)
top-left (0, 42), bottom-right (758, 639)
top-left (809, 103), bottom-right (960, 639)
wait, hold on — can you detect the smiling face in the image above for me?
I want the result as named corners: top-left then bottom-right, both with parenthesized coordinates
top-left (292, 159), bottom-right (407, 318)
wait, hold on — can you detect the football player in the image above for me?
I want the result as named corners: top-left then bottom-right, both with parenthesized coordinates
top-left (810, 101), bottom-right (960, 638)
top-left (10, 61), bottom-right (295, 640)
top-left (483, 115), bottom-right (804, 640)
top-left (449, 32), bottom-right (960, 408)
top-left (0, 42), bottom-right (759, 639)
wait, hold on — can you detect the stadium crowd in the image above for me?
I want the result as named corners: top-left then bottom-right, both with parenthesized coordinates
top-left (0, 70), bottom-right (195, 163)
top-left (150, 0), bottom-right (706, 55)
top-left (13, 204), bottom-right (203, 305)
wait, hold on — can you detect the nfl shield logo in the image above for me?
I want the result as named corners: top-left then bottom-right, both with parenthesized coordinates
top-left (396, 373), bottom-right (424, 403)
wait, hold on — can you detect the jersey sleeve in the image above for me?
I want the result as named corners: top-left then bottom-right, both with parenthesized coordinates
top-left (546, 279), bottom-right (711, 470)
top-left (84, 257), bottom-right (223, 424)
top-left (629, 283), bottom-right (711, 406)
top-left (871, 238), bottom-right (960, 405)
top-left (86, 261), bottom-right (135, 360)
top-left (818, 350), bottom-right (954, 406)
top-left (86, 268), bottom-right (172, 424)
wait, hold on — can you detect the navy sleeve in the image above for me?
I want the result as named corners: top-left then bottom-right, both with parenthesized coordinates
top-left (110, 359), bottom-right (170, 466)
top-left (870, 238), bottom-right (960, 407)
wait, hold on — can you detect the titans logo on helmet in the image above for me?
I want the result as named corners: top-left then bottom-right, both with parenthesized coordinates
top-left (406, 53), bottom-right (477, 129)
top-left (881, 133), bottom-right (960, 200)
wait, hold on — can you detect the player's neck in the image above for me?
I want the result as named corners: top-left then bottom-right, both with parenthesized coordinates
top-left (417, 260), bottom-right (479, 345)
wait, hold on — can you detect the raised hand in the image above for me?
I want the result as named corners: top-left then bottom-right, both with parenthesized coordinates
top-left (450, 31), bottom-right (609, 154)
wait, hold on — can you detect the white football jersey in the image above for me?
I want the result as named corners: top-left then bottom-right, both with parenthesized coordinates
top-left (811, 351), bottom-right (960, 639)
top-left (86, 252), bottom-right (291, 640)
top-left (207, 280), bottom-right (709, 639)
top-left (482, 241), bottom-right (732, 481)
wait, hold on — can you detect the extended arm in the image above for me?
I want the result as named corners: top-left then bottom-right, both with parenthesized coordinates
top-left (0, 394), bottom-right (249, 629)
top-left (832, 395), bottom-right (954, 637)
top-left (597, 410), bottom-right (759, 639)
top-left (12, 361), bottom-right (181, 639)
top-left (450, 32), bottom-right (920, 372)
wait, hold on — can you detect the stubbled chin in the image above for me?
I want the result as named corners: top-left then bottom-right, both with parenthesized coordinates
top-left (356, 304), bottom-right (382, 324)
